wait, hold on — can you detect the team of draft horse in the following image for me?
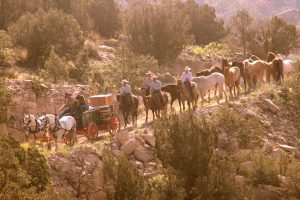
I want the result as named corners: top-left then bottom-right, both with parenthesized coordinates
top-left (22, 52), bottom-right (295, 150)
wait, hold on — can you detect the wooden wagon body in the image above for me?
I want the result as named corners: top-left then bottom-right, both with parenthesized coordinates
top-left (76, 94), bottom-right (120, 140)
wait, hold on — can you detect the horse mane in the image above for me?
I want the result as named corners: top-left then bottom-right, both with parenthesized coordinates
top-left (267, 52), bottom-right (277, 62)
top-left (249, 55), bottom-right (261, 61)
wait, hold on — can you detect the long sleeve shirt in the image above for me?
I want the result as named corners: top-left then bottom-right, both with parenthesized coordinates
top-left (144, 77), bottom-right (152, 87)
top-left (120, 84), bottom-right (131, 95)
top-left (151, 80), bottom-right (161, 92)
top-left (181, 71), bottom-right (193, 82)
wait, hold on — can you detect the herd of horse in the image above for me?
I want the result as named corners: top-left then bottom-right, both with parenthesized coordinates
top-left (22, 52), bottom-right (296, 151)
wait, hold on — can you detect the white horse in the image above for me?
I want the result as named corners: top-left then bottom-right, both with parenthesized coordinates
top-left (39, 114), bottom-right (77, 151)
top-left (23, 114), bottom-right (41, 141)
top-left (192, 72), bottom-right (227, 105)
top-left (282, 59), bottom-right (295, 76)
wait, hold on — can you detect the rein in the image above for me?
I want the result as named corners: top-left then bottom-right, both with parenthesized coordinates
top-left (23, 117), bottom-right (40, 134)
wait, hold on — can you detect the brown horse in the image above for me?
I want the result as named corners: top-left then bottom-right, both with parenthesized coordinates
top-left (177, 80), bottom-right (198, 111)
top-left (244, 60), bottom-right (266, 90)
top-left (117, 94), bottom-right (139, 128)
top-left (267, 52), bottom-right (284, 82)
top-left (161, 84), bottom-right (182, 113)
top-left (232, 60), bottom-right (246, 90)
top-left (223, 66), bottom-right (241, 97)
top-left (140, 88), bottom-right (168, 122)
top-left (196, 66), bottom-right (223, 76)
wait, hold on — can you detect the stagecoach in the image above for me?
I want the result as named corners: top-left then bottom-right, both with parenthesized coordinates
top-left (74, 94), bottom-right (121, 141)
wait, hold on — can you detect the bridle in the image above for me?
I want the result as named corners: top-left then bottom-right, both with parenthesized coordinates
top-left (23, 115), bottom-right (39, 134)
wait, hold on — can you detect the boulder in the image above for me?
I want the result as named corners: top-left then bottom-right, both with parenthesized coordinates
top-left (143, 134), bottom-right (155, 147)
top-left (278, 144), bottom-right (297, 153)
top-left (121, 139), bottom-right (140, 155)
top-left (20, 80), bottom-right (34, 90)
top-left (134, 148), bottom-right (153, 163)
top-left (263, 99), bottom-right (280, 114)
top-left (115, 130), bottom-right (129, 145)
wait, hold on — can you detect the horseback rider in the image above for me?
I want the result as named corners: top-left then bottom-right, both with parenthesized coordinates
top-left (144, 71), bottom-right (152, 96)
top-left (181, 66), bottom-right (194, 98)
top-left (150, 75), bottom-right (165, 107)
top-left (60, 92), bottom-right (79, 117)
top-left (120, 79), bottom-right (133, 107)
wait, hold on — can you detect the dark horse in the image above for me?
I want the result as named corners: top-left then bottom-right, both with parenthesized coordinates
top-left (140, 87), bottom-right (168, 122)
top-left (161, 84), bottom-right (182, 113)
top-left (116, 94), bottom-right (139, 128)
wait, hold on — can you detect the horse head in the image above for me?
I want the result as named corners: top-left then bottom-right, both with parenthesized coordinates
top-left (23, 114), bottom-right (37, 136)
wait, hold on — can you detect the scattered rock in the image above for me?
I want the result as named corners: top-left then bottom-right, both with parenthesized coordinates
top-left (121, 139), bottom-right (140, 156)
top-left (115, 130), bottom-right (129, 145)
top-left (278, 144), bottom-right (297, 153)
top-left (144, 170), bottom-right (160, 178)
top-left (143, 134), bottom-right (155, 147)
top-left (263, 99), bottom-right (280, 114)
top-left (134, 148), bottom-right (153, 163)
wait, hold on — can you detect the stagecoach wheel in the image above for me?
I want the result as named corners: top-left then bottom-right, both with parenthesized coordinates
top-left (108, 114), bottom-right (120, 136)
top-left (87, 122), bottom-right (98, 141)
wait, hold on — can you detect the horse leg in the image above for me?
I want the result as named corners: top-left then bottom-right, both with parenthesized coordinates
top-left (145, 109), bottom-right (148, 122)
top-left (152, 110), bottom-right (155, 121)
top-left (179, 99), bottom-right (182, 113)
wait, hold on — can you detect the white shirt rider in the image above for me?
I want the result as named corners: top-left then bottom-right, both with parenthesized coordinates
top-left (150, 79), bottom-right (161, 94)
top-left (181, 71), bottom-right (193, 82)
top-left (120, 84), bottom-right (131, 95)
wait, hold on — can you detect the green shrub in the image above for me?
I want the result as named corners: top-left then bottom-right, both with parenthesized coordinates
top-left (214, 106), bottom-right (264, 149)
top-left (0, 30), bottom-right (17, 67)
top-left (281, 60), bottom-right (300, 130)
top-left (9, 9), bottom-right (84, 67)
top-left (0, 136), bottom-right (50, 198)
top-left (155, 112), bottom-right (217, 199)
top-left (109, 44), bottom-right (158, 92)
top-left (201, 151), bottom-right (253, 200)
top-left (40, 49), bottom-right (70, 83)
top-left (193, 42), bottom-right (231, 57)
top-left (0, 78), bottom-right (11, 123)
top-left (250, 151), bottom-right (280, 187)
top-left (102, 148), bottom-right (147, 200)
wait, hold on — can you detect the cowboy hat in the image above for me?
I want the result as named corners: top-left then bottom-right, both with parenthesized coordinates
top-left (122, 79), bottom-right (129, 84)
top-left (145, 71), bottom-right (152, 75)
top-left (184, 66), bottom-right (191, 71)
